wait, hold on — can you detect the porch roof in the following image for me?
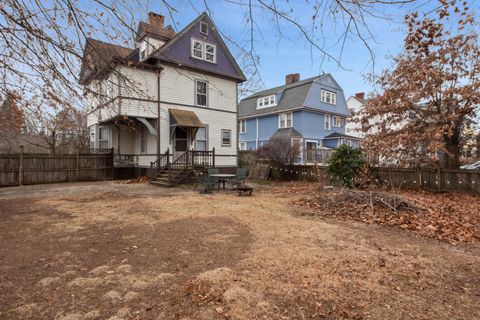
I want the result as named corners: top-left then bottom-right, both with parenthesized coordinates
top-left (169, 109), bottom-right (204, 128)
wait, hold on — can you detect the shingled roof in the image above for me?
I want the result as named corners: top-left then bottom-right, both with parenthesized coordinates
top-left (136, 21), bottom-right (176, 42)
top-left (238, 75), bottom-right (324, 118)
top-left (79, 38), bottom-right (133, 85)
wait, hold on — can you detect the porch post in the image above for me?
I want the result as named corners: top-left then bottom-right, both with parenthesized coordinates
top-left (212, 147), bottom-right (215, 168)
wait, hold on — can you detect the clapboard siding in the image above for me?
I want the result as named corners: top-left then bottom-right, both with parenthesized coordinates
top-left (159, 103), bottom-right (237, 166)
top-left (159, 65), bottom-right (236, 113)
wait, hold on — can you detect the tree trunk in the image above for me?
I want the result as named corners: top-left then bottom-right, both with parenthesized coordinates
top-left (445, 142), bottom-right (460, 168)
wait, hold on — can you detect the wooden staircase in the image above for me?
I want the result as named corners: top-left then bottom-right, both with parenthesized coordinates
top-left (149, 148), bottom-right (215, 187)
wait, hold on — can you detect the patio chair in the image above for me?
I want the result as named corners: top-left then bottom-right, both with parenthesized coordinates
top-left (196, 173), bottom-right (216, 194)
top-left (229, 167), bottom-right (247, 188)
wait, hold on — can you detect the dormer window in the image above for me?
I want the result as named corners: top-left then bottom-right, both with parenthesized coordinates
top-left (256, 95), bottom-right (276, 109)
top-left (321, 89), bottom-right (336, 105)
top-left (200, 21), bottom-right (208, 35)
top-left (191, 38), bottom-right (216, 63)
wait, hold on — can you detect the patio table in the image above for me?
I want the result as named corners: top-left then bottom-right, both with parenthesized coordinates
top-left (209, 173), bottom-right (236, 191)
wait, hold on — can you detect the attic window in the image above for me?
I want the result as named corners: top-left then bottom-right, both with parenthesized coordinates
top-left (200, 21), bottom-right (208, 35)
top-left (256, 95), bottom-right (276, 109)
top-left (191, 38), bottom-right (216, 63)
top-left (321, 89), bottom-right (336, 105)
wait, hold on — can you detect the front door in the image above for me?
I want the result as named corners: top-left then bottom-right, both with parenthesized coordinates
top-left (305, 141), bottom-right (318, 163)
top-left (174, 126), bottom-right (189, 161)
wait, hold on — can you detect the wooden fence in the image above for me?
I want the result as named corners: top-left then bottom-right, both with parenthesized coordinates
top-left (0, 148), bottom-right (114, 187)
top-left (371, 167), bottom-right (480, 194)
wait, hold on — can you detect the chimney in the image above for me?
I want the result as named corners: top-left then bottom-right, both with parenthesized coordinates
top-left (285, 73), bottom-right (300, 85)
top-left (148, 12), bottom-right (165, 27)
top-left (355, 92), bottom-right (365, 100)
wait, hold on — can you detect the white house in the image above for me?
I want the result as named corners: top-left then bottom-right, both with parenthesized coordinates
top-left (80, 12), bottom-right (246, 185)
top-left (345, 92), bottom-right (367, 138)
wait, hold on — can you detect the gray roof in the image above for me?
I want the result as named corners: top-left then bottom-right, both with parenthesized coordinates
top-left (324, 132), bottom-right (360, 140)
top-left (239, 76), bottom-right (323, 118)
top-left (271, 128), bottom-right (303, 140)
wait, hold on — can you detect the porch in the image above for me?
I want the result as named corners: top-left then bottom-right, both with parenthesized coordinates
top-left (150, 148), bottom-right (216, 187)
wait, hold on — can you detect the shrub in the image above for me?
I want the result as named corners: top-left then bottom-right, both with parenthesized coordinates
top-left (255, 138), bottom-right (301, 180)
top-left (327, 144), bottom-right (365, 187)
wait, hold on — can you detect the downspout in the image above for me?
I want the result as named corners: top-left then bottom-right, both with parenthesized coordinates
top-left (156, 68), bottom-right (162, 161)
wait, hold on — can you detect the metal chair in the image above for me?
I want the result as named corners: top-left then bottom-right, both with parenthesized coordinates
top-left (229, 167), bottom-right (247, 188)
top-left (196, 173), bottom-right (216, 194)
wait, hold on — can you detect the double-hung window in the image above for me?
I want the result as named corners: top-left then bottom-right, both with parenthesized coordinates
top-left (195, 80), bottom-right (208, 106)
top-left (191, 38), bottom-right (216, 63)
top-left (279, 112), bottom-right (292, 128)
top-left (239, 120), bottom-right (246, 133)
top-left (98, 126), bottom-right (109, 149)
top-left (139, 126), bottom-right (147, 154)
top-left (321, 89), bottom-right (337, 105)
top-left (333, 116), bottom-right (341, 127)
top-left (238, 142), bottom-right (247, 151)
top-left (195, 127), bottom-right (208, 151)
top-left (221, 129), bottom-right (231, 146)
top-left (192, 40), bottom-right (203, 59)
top-left (324, 114), bottom-right (331, 130)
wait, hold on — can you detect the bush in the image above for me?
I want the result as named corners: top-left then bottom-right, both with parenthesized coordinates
top-left (255, 138), bottom-right (301, 180)
top-left (327, 144), bottom-right (365, 187)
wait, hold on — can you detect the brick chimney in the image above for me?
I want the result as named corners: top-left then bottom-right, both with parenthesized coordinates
top-left (148, 12), bottom-right (165, 27)
top-left (285, 73), bottom-right (300, 85)
top-left (355, 92), bottom-right (365, 100)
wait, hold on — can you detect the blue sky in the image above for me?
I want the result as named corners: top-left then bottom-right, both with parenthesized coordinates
top-left (141, 0), bottom-right (455, 98)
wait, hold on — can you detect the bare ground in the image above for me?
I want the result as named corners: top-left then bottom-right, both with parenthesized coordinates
top-left (0, 181), bottom-right (479, 320)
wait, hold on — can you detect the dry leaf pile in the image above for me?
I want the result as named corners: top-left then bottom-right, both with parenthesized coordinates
top-left (114, 176), bottom-right (150, 184)
top-left (284, 182), bottom-right (480, 245)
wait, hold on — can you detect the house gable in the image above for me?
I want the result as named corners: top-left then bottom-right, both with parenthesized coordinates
top-left (152, 13), bottom-right (246, 82)
top-left (303, 74), bottom-right (349, 116)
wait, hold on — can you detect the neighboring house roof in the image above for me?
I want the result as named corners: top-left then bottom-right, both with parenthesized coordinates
top-left (238, 76), bottom-right (320, 118)
top-left (323, 132), bottom-right (360, 140)
top-left (270, 128), bottom-right (303, 140)
top-left (348, 95), bottom-right (367, 105)
top-left (79, 38), bottom-right (134, 85)
top-left (151, 13), bottom-right (246, 82)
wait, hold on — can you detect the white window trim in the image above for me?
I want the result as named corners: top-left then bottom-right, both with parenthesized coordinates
top-left (239, 120), bottom-right (246, 133)
top-left (324, 114), bottom-right (331, 130)
top-left (195, 79), bottom-right (208, 107)
top-left (200, 21), bottom-right (208, 35)
top-left (98, 126), bottom-right (109, 149)
top-left (321, 89), bottom-right (337, 105)
top-left (278, 112), bottom-right (293, 128)
top-left (221, 129), bottom-right (232, 147)
top-left (256, 95), bottom-right (277, 109)
top-left (191, 38), bottom-right (216, 63)
top-left (333, 116), bottom-right (341, 127)
top-left (239, 142), bottom-right (247, 151)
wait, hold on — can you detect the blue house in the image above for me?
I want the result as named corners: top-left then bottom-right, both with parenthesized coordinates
top-left (238, 73), bottom-right (360, 163)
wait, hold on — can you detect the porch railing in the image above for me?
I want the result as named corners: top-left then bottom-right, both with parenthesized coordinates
top-left (150, 149), bottom-right (170, 173)
top-left (150, 148), bottom-right (215, 177)
top-left (303, 149), bottom-right (334, 164)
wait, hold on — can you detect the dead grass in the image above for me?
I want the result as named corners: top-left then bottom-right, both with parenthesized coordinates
top-left (0, 181), bottom-right (478, 319)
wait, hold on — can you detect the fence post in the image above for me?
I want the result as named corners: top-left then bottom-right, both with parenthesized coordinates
top-left (418, 167), bottom-right (422, 189)
top-left (18, 145), bottom-right (24, 186)
top-left (437, 167), bottom-right (441, 193)
top-left (76, 150), bottom-right (79, 182)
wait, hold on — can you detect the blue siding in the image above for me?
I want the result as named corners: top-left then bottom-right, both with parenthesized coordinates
top-left (295, 111), bottom-right (345, 140)
top-left (303, 75), bottom-right (349, 116)
top-left (257, 114), bottom-right (279, 141)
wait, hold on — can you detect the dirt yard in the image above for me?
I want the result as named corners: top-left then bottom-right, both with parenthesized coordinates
top-left (0, 181), bottom-right (479, 320)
